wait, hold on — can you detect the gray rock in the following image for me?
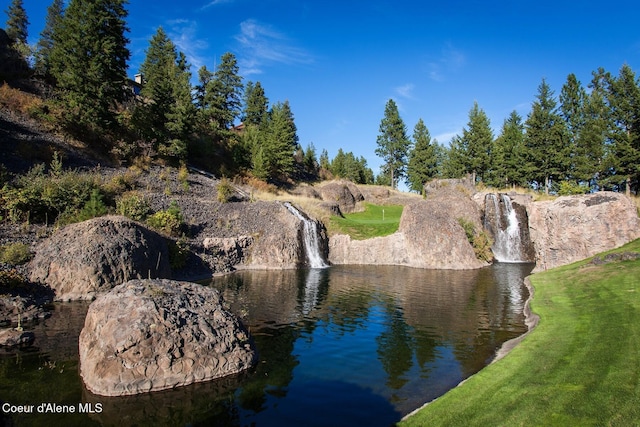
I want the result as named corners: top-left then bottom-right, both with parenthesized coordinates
top-left (79, 279), bottom-right (257, 397)
top-left (526, 192), bottom-right (640, 271)
top-left (0, 328), bottom-right (35, 346)
top-left (28, 216), bottom-right (171, 301)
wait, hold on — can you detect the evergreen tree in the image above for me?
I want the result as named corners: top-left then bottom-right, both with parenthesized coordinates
top-left (491, 111), bottom-right (527, 188)
top-left (606, 64), bottom-right (640, 195)
top-left (406, 118), bottom-right (438, 192)
top-left (243, 81), bottom-right (269, 126)
top-left (4, 0), bottom-right (28, 44)
top-left (303, 143), bottom-right (318, 175)
top-left (260, 100), bottom-right (298, 179)
top-left (459, 101), bottom-right (494, 183)
top-left (35, 0), bottom-right (64, 79)
top-left (319, 149), bottom-right (330, 171)
top-left (50, 0), bottom-right (130, 133)
top-left (136, 27), bottom-right (193, 159)
top-left (209, 52), bottom-right (243, 130)
top-left (524, 79), bottom-right (569, 193)
top-left (375, 99), bottom-right (410, 189)
top-left (440, 135), bottom-right (466, 179)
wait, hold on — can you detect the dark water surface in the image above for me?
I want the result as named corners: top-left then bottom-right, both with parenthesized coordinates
top-left (0, 263), bottom-right (533, 426)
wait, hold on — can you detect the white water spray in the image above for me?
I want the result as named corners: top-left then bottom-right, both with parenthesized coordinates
top-left (283, 202), bottom-right (329, 269)
top-left (485, 194), bottom-right (526, 263)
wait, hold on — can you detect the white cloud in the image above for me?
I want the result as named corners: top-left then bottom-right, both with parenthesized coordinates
top-left (166, 19), bottom-right (210, 71)
top-left (201, 0), bottom-right (234, 10)
top-left (395, 83), bottom-right (416, 99)
top-left (427, 43), bottom-right (466, 82)
top-left (235, 19), bottom-right (314, 75)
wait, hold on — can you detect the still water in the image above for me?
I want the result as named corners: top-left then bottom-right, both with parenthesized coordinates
top-left (0, 263), bottom-right (532, 426)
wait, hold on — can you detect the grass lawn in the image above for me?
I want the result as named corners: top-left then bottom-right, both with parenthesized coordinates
top-left (400, 239), bottom-right (640, 427)
top-left (329, 202), bottom-right (403, 240)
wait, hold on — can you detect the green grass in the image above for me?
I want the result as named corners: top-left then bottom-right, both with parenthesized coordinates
top-left (329, 202), bottom-right (403, 240)
top-left (400, 239), bottom-right (640, 427)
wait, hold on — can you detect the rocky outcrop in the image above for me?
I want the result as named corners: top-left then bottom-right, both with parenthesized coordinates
top-left (28, 216), bottom-right (171, 301)
top-left (527, 192), bottom-right (640, 271)
top-left (79, 279), bottom-right (257, 397)
top-left (317, 181), bottom-right (362, 214)
top-left (329, 188), bottom-right (487, 269)
top-left (199, 201), bottom-right (327, 270)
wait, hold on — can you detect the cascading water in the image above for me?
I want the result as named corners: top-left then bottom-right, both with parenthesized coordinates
top-left (283, 202), bottom-right (329, 269)
top-left (484, 194), bottom-right (531, 263)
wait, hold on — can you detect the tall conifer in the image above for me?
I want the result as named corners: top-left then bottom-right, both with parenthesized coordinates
top-left (376, 99), bottom-right (410, 189)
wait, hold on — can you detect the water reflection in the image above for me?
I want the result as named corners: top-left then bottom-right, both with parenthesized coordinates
top-left (0, 263), bottom-right (532, 427)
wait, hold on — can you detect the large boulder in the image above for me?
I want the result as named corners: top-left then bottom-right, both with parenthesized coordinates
top-left (527, 192), bottom-right (640, 271)
top-left (29, 216), bottom-right (171, 301)
top-left (79, 279), bottom-right (257, 397)
top-left (318, 181), bottom-right (360, 214)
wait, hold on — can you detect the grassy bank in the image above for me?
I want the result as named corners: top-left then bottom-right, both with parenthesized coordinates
top-left (400, 239), bottom-right (640, 426)
top-left (329, 202), bottom-right (403, 239)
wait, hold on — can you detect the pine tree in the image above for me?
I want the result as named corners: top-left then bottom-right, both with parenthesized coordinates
top-left (524, 79), bottom-right (569, 193)
top-left (4, 0), bottom-right (28, 44)
top-left (35, 0), bottom-right (64, 80)
top-left (243, 81), bottom-right (269, 126)
top-left (606, 64), bottom-right (640, 195)
top-left (491, 111), bottom-right (527, 188)
top-left (136, 27), bottom-right (193, 159)
top-left (375, 99), bottom-right (410, 189)
top-left (406, 118), bottom-right (438, 192)
top-left (209, 52), bottom-right (243, 131)
top-left (440, 135), bottom-right (466, 179)
top-left (261, 100), bottom-right (298, 179)
top-left (50, 0), bottom-right (129, 133)
top-left (459, 101), bottom-right (494, 183)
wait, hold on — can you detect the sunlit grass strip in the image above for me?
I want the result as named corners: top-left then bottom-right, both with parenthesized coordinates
top-left (400, 239), bottom-right (640, 426)
top-left (329, 202), bottom-right (403, 240)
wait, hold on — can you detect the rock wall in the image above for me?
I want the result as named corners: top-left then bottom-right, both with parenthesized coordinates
top-left (329, 188), bottom-right (488, 270)
top-left (526, 192), bottom-right (640, 271)
top-left (79, 279), bottom-right (256, 396)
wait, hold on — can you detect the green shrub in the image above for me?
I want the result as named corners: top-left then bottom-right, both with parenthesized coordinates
top-left (457, 218), bottom-right (494, 262)
top-left (217, 177), bottom-right (235, 203)
top-left (168, 237), bottom-right (189, 270)
top-left (557, 181), bottom-right (589, 196)
top-left (116, 192), bottom-right (151, 221)
top-left (55, 188), bottom-right (108, 226)
top-left (1, 164), bottom-right (102, 223)
top-left (178, 163), bottom-right (189, 192)
top-left (147, 201), bottom-right (183, 236)
top-left (0, 269), bottom-right (30, 293)
top-left (0, 242), bottom-right (32, 265)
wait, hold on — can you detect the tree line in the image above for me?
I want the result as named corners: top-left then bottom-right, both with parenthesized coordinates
top-left (2, 0), bottom-right (332, 184)
top-left (3, 0), bottom-right (639, 194)
top-left (377, 66), bottom-right (640, 196)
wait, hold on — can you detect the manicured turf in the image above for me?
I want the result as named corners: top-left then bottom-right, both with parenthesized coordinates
top-left (329, 202), bottom-right (403, 240)
top-left (400, 239), bottom-right (640, 426)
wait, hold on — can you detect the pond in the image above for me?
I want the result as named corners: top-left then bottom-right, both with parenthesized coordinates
top-left (0, 263), bottom-right (533, 426)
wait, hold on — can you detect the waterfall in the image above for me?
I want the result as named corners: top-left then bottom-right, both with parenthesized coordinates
top-left (484, 194), bottom-right (529, 263)
top-left (283, 202), bottom-right (329, 269)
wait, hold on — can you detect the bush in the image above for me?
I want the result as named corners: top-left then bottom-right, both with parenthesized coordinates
top-left (457, 218), bottom-right (494, 262)
top-left (557, 181), bottom-right (589, 196)
top-left (217, 177), bottom-right (235, 203)
top-left (168, 237), bottom-right (189, 270)
top-left (147, 201), bottom-right (183, 236)
top-left (1, 164), bottom-right (102, 223)
top-left (116, 191), bottom-right (151, 221)
top-left (0, 242), bottom-right (32, 265)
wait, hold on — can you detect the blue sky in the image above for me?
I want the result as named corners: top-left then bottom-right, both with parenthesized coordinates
top-left (13, 0), bottom-right (640, 181)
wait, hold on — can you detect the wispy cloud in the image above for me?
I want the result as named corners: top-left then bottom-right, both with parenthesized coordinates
top-left (200, 0), bottom-right (235, 11)
top-left (166, 19), bottom-right (210, 71)
top-left (235, 19), bottom-right (314, 75)
top-left (395, 83), bottom-right (416, 100)
top-left (427, 43), bottom-right (466, 82)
